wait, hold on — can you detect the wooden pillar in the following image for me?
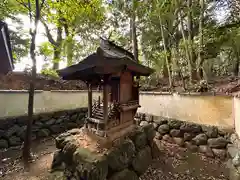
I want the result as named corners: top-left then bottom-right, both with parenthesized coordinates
top-left (103, 76), bottom-right (109, 134)
top-left (88, 83), bottom-right (92, 118)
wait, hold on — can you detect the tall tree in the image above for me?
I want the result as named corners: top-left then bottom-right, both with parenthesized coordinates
top-left (16, 0), bottom-right (44, 163)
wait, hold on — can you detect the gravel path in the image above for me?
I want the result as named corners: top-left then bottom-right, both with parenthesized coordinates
top-left (140, 141), bottom-right (228, 180)
top-left (1, 139), bottom-right (229, 180)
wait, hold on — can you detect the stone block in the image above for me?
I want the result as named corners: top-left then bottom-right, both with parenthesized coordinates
top-left (6, 125), bottom-right (21, 137)
top-left (180, 123), bottom-right (202, 133)
top-left (183, 133), bottom-right (193, 141)
top-left (158, 124), bottom-right (170, 135)
top-left (109, 169), bottom-right (138, 180)
top-left (170, 129), bottom-right (182, 137)
top-left (0, 139), bottom-right (9, 149)
top-left (132, 146), bottom-right (152, 175)
top-left (212, 148), bottom-right (226, 160)
top-left (168, 120), bottom-right (182, 129)
top-left (184, 141), bottom-right (198, 152)
top-left (37, 129), bottom-right (51, 138)
top-left (192, 134), bottom-right (208, 145)
top-left (173, 137), bottom-right (184, 147)
top-left (198, 145), bottom-right (214, 157)
top-left (9, 136), bottom-right (22, 146)
top-left (107, 139), bottom-right (136, 171)
top-left (73, 148), bottom-right (108, 180)
top-left (202, 125), bottom-right (218, 138)
top-left (129, 130), bottom-right (147, 151)
top-left (208, 137), bottom-right (228, 149)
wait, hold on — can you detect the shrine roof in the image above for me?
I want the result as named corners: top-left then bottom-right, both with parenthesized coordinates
top-left (58, 38), bottom-right (154, 81)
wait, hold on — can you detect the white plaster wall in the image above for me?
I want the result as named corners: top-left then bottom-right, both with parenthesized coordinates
top-left (0, 90), bottom-right (101, 118)
top-left (0, 90), bottom-right (235, 129)
top-left (234, 97), bottom-right (240, 137)
top-left (138, 93), bottom-right (234, 129)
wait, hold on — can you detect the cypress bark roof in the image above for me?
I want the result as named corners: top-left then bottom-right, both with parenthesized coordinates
top-left (58, 38), bottom-right (154, 81)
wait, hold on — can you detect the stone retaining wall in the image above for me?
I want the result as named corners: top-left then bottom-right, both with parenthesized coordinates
top-left (50, 124), bottom-right (155, 180)
top-left (0, 108), bottom-right (87, 150)
top-left (135, 113), bottom-right (232, 160)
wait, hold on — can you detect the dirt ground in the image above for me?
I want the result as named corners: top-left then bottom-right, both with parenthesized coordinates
top-left (0, 138), bottom-right (230, 180)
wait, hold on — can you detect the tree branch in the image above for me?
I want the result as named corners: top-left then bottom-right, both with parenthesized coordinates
top-left (41, 19), bottom-right (57, 46)
top-left (16, 0), bottom-right (30, 11)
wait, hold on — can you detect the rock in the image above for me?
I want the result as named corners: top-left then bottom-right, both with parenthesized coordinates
top-left (180, 123), bottom-right (202, 133)
top-left (152, 122), bottom-right (158, 130)
top-left (51, 150), bottom-right (65, 171)
top-left (55, 118), bottom-right (64, 124)
top-left (145, 114), bottom-right (153, 122)
top-left (207, 137), bottom-right (228, 149)
top-left (50, 125), bottom-right (66, 134)
top-left (168, 120), bottom-right (182, 129)
top-left (183, 133), bottom-right (193, 141)
top-left (158, 124), bottom-right (170, 135)
top-left (9, 136), bottom-right (22, 146)
top-left (129, 130), bottom-right (147, 151)
top-left (192, 134), bottom-right (208, 145)
top-left (212, 148), bottom-right (226, 159)
top-left (202, 125), bottom-right (218, 138)
top-left (173, 137), bottom-right (184, 147)
top-left (233, 153), bottom-right (240, 167)
top-left (68, 128), bottom-right (82, 135)
top-left (153, 118), bottom-right (168, 125)
top-left (230, 133), bottom-right (238, 144)
top-left (35, 121), bottom-right (44, 127)
top-left (0, 130), bottom-right (5, 137)
top-left (132, 146), bottom-right (152, 175)
top-left (48, 171), bottom-right (67, 180)
top-left (141, 124), bottom-right (155, 143)
top-left (6, 125), bottom-right (21, 137)
top-left (70, 114), bottom-right (78, 121)
top-left (140, 121), bottom-right (149, 127)
top-left (162, 134), bottom-right (173, 143)
top-left (45, 118), bottom-right (56, 125)
top-left (109, 169), bottom-right (138, 180)
top-left (170, 129), bottom-right (182, 137)
top-left (154, 132), bottom-right (162, 140)
top-left (107, 139), bottom-right (136, 171)
top-left (185, 142), bottom-right (198, 152)
top-left (0, 139), bottom-right (8, 149)
top-left (218, 129), bottom-right (227, 137)
top-left (228, 144), bottom-right (239, 159)
top-left (66, 122), bottom-right (78, 129)
top-left (198, 145), bottom-right (214, 157)
top-left (55, 132), bottom-right (71, 149)
top-left (37, 129), bottom-right (50, 138)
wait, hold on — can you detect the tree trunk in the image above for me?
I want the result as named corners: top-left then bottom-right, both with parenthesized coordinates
top-left (52, 26), bottom-right (62, 70)
top-left (178, 6), bottom-right (192, 82)
top-left (159, 12), bottom-right (172, 88)
top-left (232, 44), bottom-right (240, 76)
top-left (23, 0), bottom-right (40, 164)
top-left (197, 0), bottom-right (204, 79)
top-left (64, 23), bottom-right (74, 66)
top-left (187, 0), bottom-right (197, 80)
top-left (131, 11), bottom-right (138, 62)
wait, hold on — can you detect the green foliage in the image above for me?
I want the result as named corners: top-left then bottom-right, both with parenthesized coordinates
top-left (41, 68), bottom-right (59, 78)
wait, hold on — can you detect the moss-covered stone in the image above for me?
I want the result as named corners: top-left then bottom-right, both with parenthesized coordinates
top-left (141, 124), bottom-right (155, 143)
top-left (55, 132), bottom-right (71, 149)
top-left (73, 148), bottom-right (108, 180)
top-left (132, 146), bottom-right (152, 175)
top-left (107, 139), bottom-right (136, 171)
top-left (129, 130), bottom-right (147, 151)
top-left (109, 169), bottom-right (139, 180)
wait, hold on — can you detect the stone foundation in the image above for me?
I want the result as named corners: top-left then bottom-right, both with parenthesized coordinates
top-left (50, 124), bottom-right (155, 180)
top-left (135, 113), bottom-right (232, 160)
top-left (0, 108), bottom-right (87, 150)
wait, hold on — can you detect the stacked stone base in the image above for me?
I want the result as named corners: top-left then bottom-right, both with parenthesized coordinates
top-left (0, 108), bottom-right (87, 150)
top-left (51, 125), bottom-right (155, 180)
top-left (136, 113), bottom-right (232, 160)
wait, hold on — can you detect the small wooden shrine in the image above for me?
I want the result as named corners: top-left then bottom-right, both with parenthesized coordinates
top-left (58, 38), bottom-right (153, 143)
